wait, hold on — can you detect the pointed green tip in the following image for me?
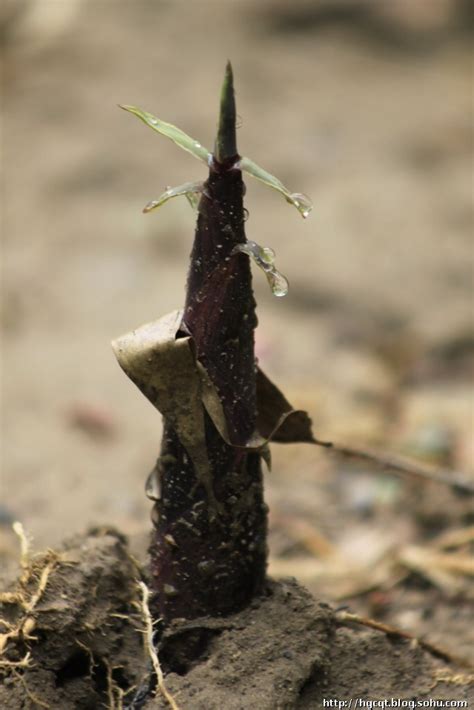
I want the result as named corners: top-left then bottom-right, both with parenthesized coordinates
top-left (215, 61), bottom-right (237, 163)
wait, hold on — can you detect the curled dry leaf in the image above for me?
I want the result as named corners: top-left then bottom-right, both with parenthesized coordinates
top-left (256, 368), bottom-right (317, 444)
top-left (112, 310), bottom-right (317, 487)
top-left (112, 310), bottom-right (214, 504)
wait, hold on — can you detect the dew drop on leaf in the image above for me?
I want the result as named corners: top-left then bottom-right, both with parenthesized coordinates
top-left (232, 240), bottom-right (289, 298)
top-left (260, 246), bottom-right (275, 265)
top-left (289, 192), bottom-right (313, 219)
top-left (266, 270), bottom-right (289, 297)
top-left (145, 469), bottom-right (161, 501)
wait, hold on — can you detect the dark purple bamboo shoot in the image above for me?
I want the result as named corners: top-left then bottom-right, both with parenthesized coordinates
top-left (114, 63), bottom-right (315, 625)
top-left (149, 64), bottom-right (266, 621)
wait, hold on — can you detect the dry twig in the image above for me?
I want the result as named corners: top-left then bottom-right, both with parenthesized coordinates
top-left (318, 441), bottom-right (474, 495)
top-left (335, 610), bottom-right (474, 670)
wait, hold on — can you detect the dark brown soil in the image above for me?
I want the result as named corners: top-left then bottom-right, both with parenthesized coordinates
top-left (0, 529), bottom-right (147, 709)
top-left (1, 529), bottom-right (472, 709)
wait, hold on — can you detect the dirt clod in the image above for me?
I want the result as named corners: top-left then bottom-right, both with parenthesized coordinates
top-left (0, 528), bottom-right (147, 710)
top-left (1, 529), bottom-right (471, 709)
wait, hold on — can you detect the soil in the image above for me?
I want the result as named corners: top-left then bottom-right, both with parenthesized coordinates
top-left (1, 529), bottom-right (472, 710)
top-left (1, 1), bottom-right (473, 708)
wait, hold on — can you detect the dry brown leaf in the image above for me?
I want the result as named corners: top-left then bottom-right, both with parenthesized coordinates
top-left (112, 310), bottom-right (215, 503)
top-left (256, 368), bottom-right (316, 444)
top-left (113, 310), bottom-right (317, 491)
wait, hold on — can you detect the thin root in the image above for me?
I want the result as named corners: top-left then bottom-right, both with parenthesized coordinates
top-left (0, 523), bottom-right (59, 657)
top-left (138, 581), bottom-right (180, 710)
top-left (14, 669), bottom-right (50, 708)
top-left (0, 651), bottom-right (32, 669)
top-left (12, 521), bottom-right (32, 583)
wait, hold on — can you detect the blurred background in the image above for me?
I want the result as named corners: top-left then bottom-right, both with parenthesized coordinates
top-left (1, 0), bottom-right (473, 659)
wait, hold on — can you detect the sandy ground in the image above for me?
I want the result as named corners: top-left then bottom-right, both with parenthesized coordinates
top-left (1, 0), bottom-right (473, 664)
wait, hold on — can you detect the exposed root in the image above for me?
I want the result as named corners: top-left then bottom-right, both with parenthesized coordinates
top-left (138, 581), bottom-right (180, 710)
top-left (0, 523), bottom-right (59, 657)
top-left (14, 670), bottom-right (50, 708)
top-left (104, 657), bottom-right (125, 710)
top-left (0, 557), bottom-right (58, 653)
top-left (12, 522), bottom-right (32, 583)
top-left (0, 652), bottom-right (31, 669)
top-left (335, 611), bottom-right (474, 670)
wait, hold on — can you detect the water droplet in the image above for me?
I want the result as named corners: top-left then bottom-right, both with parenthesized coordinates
top-left (267, 270), bottom-right (289, 297)
top-left (236, 114), bottom-right (243, 129)
top-left (261, 246), bottom-right (275, 265)
top-left (194, 141), bottom-right (201, 148)
top-left (145, 469), bottom-right (161, 501)
top-left (231, 240), bottom-right (289, 298)
top-left (197, 560), bottom-right (215, 577)
top-left (163, 584), bottom-right (178, 597)
top-left (151, 506), bottom-right (160, 526)
top-left (290, 192), bottom-right (313, 219)
top-left (243, 208), bottom-right (250, 222)
top-left (150, 118), bottom-right (159, 126)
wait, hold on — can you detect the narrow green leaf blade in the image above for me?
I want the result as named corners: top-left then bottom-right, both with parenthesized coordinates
top-left (120, 105), bottom-right (211, 164)
top-left (143, 181), bottom-right (203, 213)
top-left (239, 156), bottom-right (313, 218)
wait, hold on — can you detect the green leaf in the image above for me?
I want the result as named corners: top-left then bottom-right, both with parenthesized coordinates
top-left (238, 156), bottom-right (313, 219)
top-left (120, 105), bottom-right (211, 164)
top-left (143, 181), bottom-right (203, 214)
